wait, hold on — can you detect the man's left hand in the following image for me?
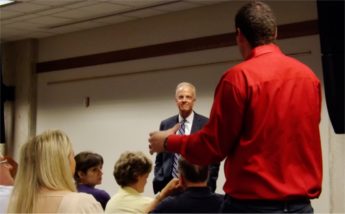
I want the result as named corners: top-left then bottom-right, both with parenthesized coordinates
top-left (148, 124), bottom-right (179, 154)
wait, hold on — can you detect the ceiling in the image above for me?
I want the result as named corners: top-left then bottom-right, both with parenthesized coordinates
top-left (0, 0), bottom-right (227, 43)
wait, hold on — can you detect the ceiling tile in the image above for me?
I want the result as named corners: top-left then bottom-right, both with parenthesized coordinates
top-left (4, 21), bottom-right (43, 30)
top-left (44, 24), bottom-right (85, 34)
top-left (70, 20), bottom-right (111, 30)
top-left (52, 9), bottom-right (95, 19)
top-left (0, 9), bottom-right (24, 19)
top-left (2, 2), bottom-right (49, 13)
top-left (93, 15), bottom-right (136, 24)
top-left (27, 16), bottom-right (72, 26)
top-left (106, 0), bottom-right (172, 7)
top-left (1, 13), bottom-right (41, 23)
top-left (0, 0), bottom-right (223, 42)
top-left (35, 7), bottom-right (73, 16)
top-left (75, 2), bottom-right (132, 16)
top-left (62, 1), bottom-right (99, 9)
top-left (124, 8), bottom-right (168, 18)
top-left (190, 0), bottom-right (229, 5)
top-left (47, 20), bottom-right (103, 34)
top-left (25, 30), bottom-right (55, 38)
top-left (155, 1), bottom-right (202, 12)
top-left (29, 0), bottom-right (83, 6)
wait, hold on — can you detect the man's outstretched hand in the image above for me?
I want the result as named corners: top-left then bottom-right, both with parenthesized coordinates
top-left (148, 123), bottom-right (179, 155)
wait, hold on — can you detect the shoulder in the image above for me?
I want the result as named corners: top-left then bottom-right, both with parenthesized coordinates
top-left (210, 192), bottom-right (225, 202)
top-left (285, 56), bottom-right (320, 82)
top-left (160, 115), bottom-right (178, 130)
top-left (93, 188), bottom-right (110, 197)
top-left (151, 196), bottom-right (177, 212)
top-left (63, 192), bottom-right (98, 203)
top-left (106, 194), bottom-right (153, 213)
top-left (161, 115), bottom-right (178, 124)
top-left (0, 185), bottom-right (13, 194)
top-left (59, 192), bottom-right (103, 213)
top-left (194, 112), bottom-right (208, 121)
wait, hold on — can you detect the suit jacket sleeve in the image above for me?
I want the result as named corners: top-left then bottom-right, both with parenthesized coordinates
top-left (153, 118), bottom-right (177, 194)
top-left (153, 121), bottom-right (166, 193)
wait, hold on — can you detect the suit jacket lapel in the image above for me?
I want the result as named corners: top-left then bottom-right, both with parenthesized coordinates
top-left (191, 112), bottom-right (200, 133)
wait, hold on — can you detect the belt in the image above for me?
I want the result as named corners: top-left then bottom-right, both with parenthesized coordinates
top-left (225, 195), bottom-right (310, 206)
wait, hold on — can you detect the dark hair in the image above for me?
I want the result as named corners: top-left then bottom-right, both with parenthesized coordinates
top-left (113, 151), bottom-right (152, 187)
top-left (74, 151), bottom-right (103, 182)
top-left (178, 157), bottom-right (209, 183)
top-left (235, 1), bottom-right (277, 47)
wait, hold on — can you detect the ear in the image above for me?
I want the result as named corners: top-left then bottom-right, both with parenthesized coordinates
top-left (236, 28), bottom-right (245, 43)
top-left (274, 27), bottom-right (278, 40)
top-left (236, 28), bottom-right (252, 59)
top-left (77, 170), bottom-right (86, 179)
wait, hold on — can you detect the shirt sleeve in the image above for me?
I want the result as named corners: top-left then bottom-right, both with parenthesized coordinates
top-left (149, 196), bottom-right (175, 213)
top-left (167, 72), bottom-right (246, 165)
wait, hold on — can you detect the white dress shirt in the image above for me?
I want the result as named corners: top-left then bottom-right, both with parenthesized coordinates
top-left (178, 111), bottom-right (194, 135)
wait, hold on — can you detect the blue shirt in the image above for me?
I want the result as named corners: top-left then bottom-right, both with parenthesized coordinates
top-left (77, 184), bottom-right (110, 209)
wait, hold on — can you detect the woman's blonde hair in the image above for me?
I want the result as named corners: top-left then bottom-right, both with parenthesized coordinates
top-left (8, 130), bottom-right (76, 213)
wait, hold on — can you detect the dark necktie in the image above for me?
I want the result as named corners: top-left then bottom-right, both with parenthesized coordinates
top-left (172, 119), bottom-right (185, 178)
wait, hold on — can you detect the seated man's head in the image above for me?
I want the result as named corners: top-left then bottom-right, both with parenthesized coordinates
top-left (0, 155), bottom-right (18, 185)
top-left (74, 151), bottom-right (104, 186)
top-left (113, 151), bottom-right (152, 193)
top-left (178, 157), bottom-right (209, 188)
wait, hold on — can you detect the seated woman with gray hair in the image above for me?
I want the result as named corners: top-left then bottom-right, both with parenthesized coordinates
top-left (105, 151), bottom-right (179, 213)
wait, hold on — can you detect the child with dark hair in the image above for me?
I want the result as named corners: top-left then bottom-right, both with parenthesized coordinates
top-left (74, 151), bottom-right (110, 209)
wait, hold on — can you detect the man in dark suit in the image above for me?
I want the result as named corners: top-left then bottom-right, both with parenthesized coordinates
top-left (153, 82), bottom-right (220, 194)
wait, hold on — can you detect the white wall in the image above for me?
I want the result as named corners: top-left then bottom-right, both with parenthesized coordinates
top-left (37, 46), bottom-right (232, 196)
top-left (34, 1), bottom-right (344, 213)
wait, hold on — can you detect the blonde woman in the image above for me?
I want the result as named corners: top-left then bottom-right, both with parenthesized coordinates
top-left (7, 130), bottom-right (103, 213)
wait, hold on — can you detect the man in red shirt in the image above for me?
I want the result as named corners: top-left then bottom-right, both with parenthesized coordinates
top-left (148, 1), bottom-right (322, 213)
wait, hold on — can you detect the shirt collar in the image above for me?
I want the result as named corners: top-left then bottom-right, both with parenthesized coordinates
top-left (121, 186), bottom-right (140, 195)
top-left (247, 43), bottom-right (282, 60)
top-left (179, 111), bottom-right (194, 124)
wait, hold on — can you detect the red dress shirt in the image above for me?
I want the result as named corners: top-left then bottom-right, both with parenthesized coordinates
top-left (167, 44), bottom-right (322, 200)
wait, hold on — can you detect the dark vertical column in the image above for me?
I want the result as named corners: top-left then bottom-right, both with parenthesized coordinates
top-left (317, 0), bottom-right (344, 134)
top-left (0, 50), bottom-right (15, 147)
top-left (1, 54), bottom-right (5, 144)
